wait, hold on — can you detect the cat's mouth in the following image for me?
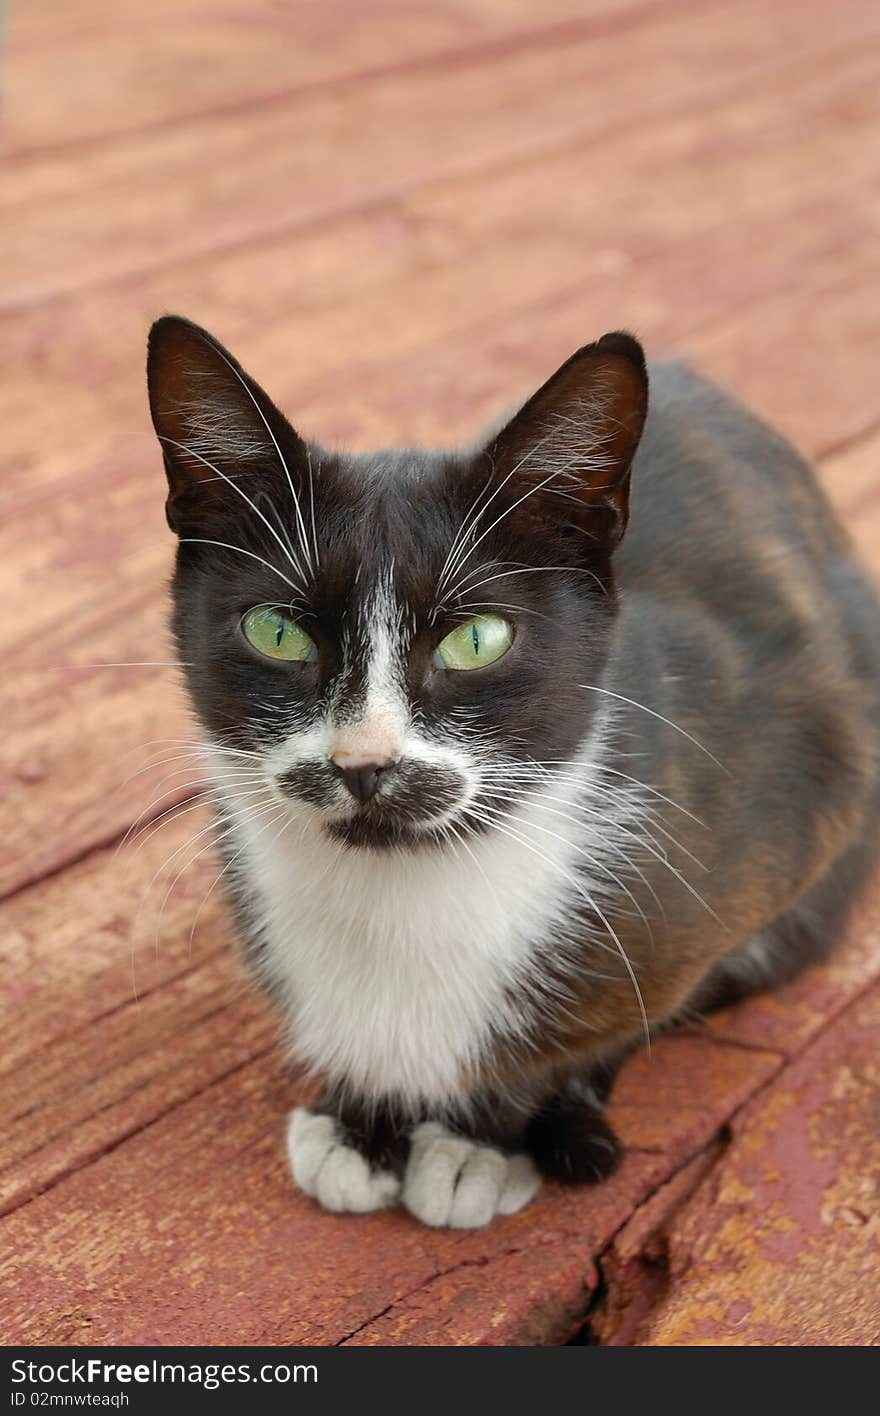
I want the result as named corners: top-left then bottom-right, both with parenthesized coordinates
top-left (325, 811), bottom-right (449, 851)
top-left (274, 758), bottom-right (469, 850)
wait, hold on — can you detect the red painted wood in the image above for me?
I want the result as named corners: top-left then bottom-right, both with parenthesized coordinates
top-left (2, 0), bottom-right (879, 1347)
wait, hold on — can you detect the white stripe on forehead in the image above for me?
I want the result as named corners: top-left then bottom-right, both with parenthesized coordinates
top-left (331, 566), bottom-right (409, 762)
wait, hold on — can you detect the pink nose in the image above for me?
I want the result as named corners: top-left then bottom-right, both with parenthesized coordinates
top-left (331, 750), bottom-right (395, 772)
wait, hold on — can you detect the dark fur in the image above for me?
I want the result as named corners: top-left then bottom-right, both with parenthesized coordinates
top-left (148, 316), bottom-right (880, 1193)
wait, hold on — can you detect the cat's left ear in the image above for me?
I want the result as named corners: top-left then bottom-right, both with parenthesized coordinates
top-left (485, 331), bottom-right (648, 551)
top-left (147, 315), bottom-right (306, 534)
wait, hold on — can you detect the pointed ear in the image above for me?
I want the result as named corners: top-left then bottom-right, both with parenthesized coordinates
top-left (146, 315), bottom-right (304, 534)
top-left (486, 331), bottom-right (648, 551)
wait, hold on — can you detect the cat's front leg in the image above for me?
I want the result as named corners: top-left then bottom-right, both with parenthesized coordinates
top-left (288, 1090), bottom-right (542, 1227)
top-left (401, 1059), bottom-right (627, 1228)
top-left (287, 1106), bottom-right (541, 1225)
top-left (287, 1093), bottom-right (409, 1215)
top-left (289, 1062), bottom-right (623, 1225)
top-left (524, 1060), bottom-right (625, 1186)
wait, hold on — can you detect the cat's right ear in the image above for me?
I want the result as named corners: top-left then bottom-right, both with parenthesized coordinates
top-left (147, 315), bottom-right (305, 534)
top-left (482, 332), bottom-right (648, 553)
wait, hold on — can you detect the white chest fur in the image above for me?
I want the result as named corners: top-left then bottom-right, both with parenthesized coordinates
top-left (221, 780), bottom-right (596, 1108)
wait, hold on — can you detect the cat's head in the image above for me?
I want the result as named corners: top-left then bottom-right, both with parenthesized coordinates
top-left (147, 316), bottom-right (647, 850)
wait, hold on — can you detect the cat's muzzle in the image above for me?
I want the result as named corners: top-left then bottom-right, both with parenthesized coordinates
top-left (275, 758), bottom-right (467, 849)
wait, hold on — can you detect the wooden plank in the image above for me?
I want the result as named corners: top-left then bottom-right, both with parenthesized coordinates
top-left (5, 0), bottom-right (879, 305)
top-left (0, 806), bottom-right (274, 1218)
top-left (0, 804), bottom-right (228, 1077)
top-left (3, 0), bottom-right (667, 154)
top-left (3, 39), bottom-right (880, 513)
top-left (11, 0), bottom-right (598, 47)
top-left (618, 984), bottom-right (880, 1345)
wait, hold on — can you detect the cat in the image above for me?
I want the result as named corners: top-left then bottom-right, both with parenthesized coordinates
top-left (147, 315), bottom-right (880, 1229)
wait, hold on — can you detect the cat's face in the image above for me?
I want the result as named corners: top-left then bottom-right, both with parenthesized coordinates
top-left (148, 318), bottom-right (647, 850)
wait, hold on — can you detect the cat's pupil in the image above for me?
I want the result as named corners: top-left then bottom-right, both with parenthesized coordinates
top-left (275, 617), bottom-right (284, 647)
top-left (471, 624), bottom-right (480, 655)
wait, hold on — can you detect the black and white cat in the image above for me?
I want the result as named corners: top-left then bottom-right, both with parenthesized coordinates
top-left (147, 316), bottom-right (880, 1228)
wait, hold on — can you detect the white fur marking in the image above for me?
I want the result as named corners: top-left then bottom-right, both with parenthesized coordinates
top-left (287, 1107), bottom-right (400, 1213)
top-left (207, 707), bottom-right (629, 1108)
top-left (349, 569), bottom-right (408, 752)
top-left (172, 379), bottom-right (273, 465)
top-left (403, 1122), bottom-right (540, 1228)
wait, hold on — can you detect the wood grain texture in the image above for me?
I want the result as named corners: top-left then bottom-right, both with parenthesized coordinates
top-left (5, 38), bottom-right (880, 503)
top-left (5, 0), bottom-right (878, 304)
top-left (2, 0), bottom-right (879, 1347)
top-left (4, 0), bottom-right (676, 153)
top-left (611, 983), bottom-right (880, 1346)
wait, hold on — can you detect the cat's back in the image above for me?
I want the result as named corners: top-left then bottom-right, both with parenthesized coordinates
top-left (605, 360), bottom-right (879, 920)
top-left (618, 359), bottom-right (879, 683)
top-left (624, 361), bottom-right (847, 584)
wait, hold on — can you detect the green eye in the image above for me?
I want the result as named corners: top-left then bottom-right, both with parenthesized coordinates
top-left (436, 614), bottom-right (513, 671)
top-left (241, 606), bottom-right (316, 662)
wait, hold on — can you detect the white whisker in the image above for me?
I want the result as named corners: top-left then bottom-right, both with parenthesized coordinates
top-left (177, 537), bottom-right (301, 592)
top-left (74, 661), bottom-right (192, 669)
top-left (159, 435), bottom-right (308, 586)
top-left (461, 800), bottom-right (651, 1052)
top-left (578, 682), bottom-right (729, 773)
top-left (207, 340), bottom-right (316, 580)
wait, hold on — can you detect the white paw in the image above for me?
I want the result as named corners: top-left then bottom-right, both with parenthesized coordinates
top-left (402, 1122), bottom-right (541, 1229)
top-left (286, 1107), bottom-right (401, 1214)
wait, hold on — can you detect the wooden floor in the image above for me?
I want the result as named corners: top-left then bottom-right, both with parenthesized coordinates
top-left (2, 1), bottom-right (879, 1346)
